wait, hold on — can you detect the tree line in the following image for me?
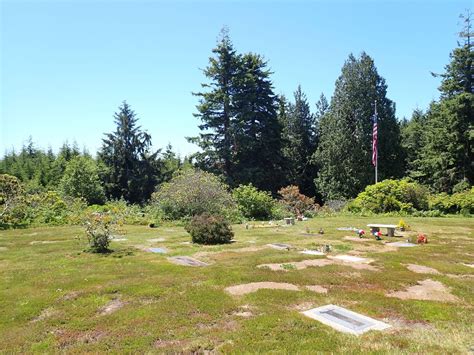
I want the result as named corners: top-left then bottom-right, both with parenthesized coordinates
top-left (1, 14), bottom-right (472, 205)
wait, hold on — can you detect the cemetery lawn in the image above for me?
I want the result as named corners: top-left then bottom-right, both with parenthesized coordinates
top-left (0, 216), bottom-right (473, 353)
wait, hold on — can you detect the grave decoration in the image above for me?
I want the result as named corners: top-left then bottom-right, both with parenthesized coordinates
top-left (417, 233), bottom-right (428, 244)
top-left (318, 228), bottom-right (324, 235)
top-left (372, 230), bottom-right (383, 240)
top-left (356, 229), bottom-right (365, 238)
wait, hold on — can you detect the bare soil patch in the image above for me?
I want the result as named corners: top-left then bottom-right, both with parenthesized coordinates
top-left (305, 285), bottom-right (328, 294)
top-left (225, 282), bottom-right (300, 296)
top-left (257, 258), bottom-right (333, 271)
top-left (31, 307), bottom-right (58, 322)
top-left (406, 264), bottom-right (440, 275)
top-left (148, 238), bottom-right (166, 243)
top-left (30, 240), bottom-right (62, 245)
top-left (386, 279), bottom-right (459, 302)
top-left (99, 298), bottom-right (125, 315)
top-left (258, 257), bottom-right (379, 271)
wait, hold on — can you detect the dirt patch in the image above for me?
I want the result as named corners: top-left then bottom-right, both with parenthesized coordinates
top-left (344, 236), bottom-right (372, 242)
top-left (305, 285), bottom-right (328, 294)
top-left (225, 282), bottom-right (300, 296)
top-left (193, 246), bottom-right (268, 259)
top-left (30, 240), bottom-right (62, 245)
top-left (406, 264), bottom-right (441, 275)
top-left (31, 307), bottom-right (58, 322)
top-left (383, 316), bottom-right (432, 331)
top-left (386, 279), bottom-right (459, 302)
top-left (258, 258), bottom-right (378, 271)
top-left (257, 259), bottom-right (333, 271)
top-left (233, 311), bottom-right (253, 317)
top-left (446, 273), bottom-right (474, 279)
top-left (53, 328), bottom-right (107, 348)
top-left (99, 298), bottom-right (125, 315)
top-left (61, 291), bottom-right (82, 301)
top-left (291, 302), bottom-right (316, 311)
top-left (148, 238), bottom-right (166, 243)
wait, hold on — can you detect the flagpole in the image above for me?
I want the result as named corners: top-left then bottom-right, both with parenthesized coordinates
top-left (375, 100), bottom-right (378, 184)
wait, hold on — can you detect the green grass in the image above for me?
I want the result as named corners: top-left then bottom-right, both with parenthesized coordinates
top-left (0, 215), bottom-right (473, 353)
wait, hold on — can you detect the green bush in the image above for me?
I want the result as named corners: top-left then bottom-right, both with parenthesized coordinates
top-left (184, 213), bottom-right (234, 244)
top-left (83, 213), bottom-right (116, 253)
top-left (429, 187), bottom-right (473, 214)
top-left (0, 174), bottom-right (28, 228)
top-left (152, 169), bottom-right (238, 220)
top-left (348, 179), bottom-right (429, 214)
top-left (232, 184), bottom-right (276, 220)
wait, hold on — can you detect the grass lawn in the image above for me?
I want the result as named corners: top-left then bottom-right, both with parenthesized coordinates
top-left (0, 216), bottom-right (473, 353)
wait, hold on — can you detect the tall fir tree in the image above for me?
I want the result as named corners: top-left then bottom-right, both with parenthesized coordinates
top-left (314, 53), bottom-right (403, 200)
top-left (98, 101), bottom-right (160, 204)
top-left (232, 53), bottom-right (285, 192)
top-left (280, 86), bottom-right (318, 196)
top-left (188, 28), bottom-right (240, 185)
top-left (413, 12), bottom-right (473, 191)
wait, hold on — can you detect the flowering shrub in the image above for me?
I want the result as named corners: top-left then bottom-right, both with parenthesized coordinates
top-left (83, 213), bottom-right (116, 252)
top-left (278, 185), bottom-right (317, 217)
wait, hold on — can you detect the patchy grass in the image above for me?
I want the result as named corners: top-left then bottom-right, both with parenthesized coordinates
top-left (0, 216), bottom-right (473, 352)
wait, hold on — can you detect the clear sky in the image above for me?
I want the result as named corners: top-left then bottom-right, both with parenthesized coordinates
top-left (1, 0), bottom-right (471, 157)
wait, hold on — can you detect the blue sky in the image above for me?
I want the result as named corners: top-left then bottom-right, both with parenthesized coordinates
top-left (1, 0), bottom-right (471, 157)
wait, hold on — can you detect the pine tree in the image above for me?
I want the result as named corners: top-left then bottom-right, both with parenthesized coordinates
top-left (314, 53), bottom-right (403, 200)
top-left (99, 101), bottom-right (159, 204)
top-left (188, 28), bottom-right (240, 185)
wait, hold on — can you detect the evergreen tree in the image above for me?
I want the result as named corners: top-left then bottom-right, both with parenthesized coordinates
top-left (232, 53), bottom-right (285, 192)
top-left (188, 28), bottom-right (240, 185)
top-left (60, 156), bottom-right (105, 204)
top-left (314, 53), bottom-right (403, 200)
top-left (415, 12), bottom-right (473, 191)
top-left (400, 109), bottom-right (427, 179)
top-left (160, 144), bottom-right (182, 183)
top-left (280, 86), bottom-right (317, 196)
top-left (98, 101), bottom-right (160, 204)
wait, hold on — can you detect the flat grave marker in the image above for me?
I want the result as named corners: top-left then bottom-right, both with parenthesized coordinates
top-left (386, 241), bottom-right (417, 248)
top-left (168, 256), bottom-right (209, 267)
top-left (328, 255), bottom-right (373, 264)
top-left (299, 250), bottom-right (325, 256)
top-left (148, 247), bottom-right (167, 254)
top-left (267, 243), bottom-right (292, 250)
top-left (301, 304), bottom-right (391, 335)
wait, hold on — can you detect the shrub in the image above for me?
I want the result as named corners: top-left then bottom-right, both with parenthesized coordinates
top-left (232, 184), bottom-right (276, 220)
top-left (429, 187), bottom-right (473, 214)
top-left (348, 179), bottom-right (429, 214)
top-left (278, 185), bottom-right (317, 217)
top-left (184, 213), bottom-right (234, 244)
top-left (152, 169), bottom-right (237, 220)
top-left (84, 213), bottom-right (116, 253)
top-left (0, 174), bottom-right (27, 228)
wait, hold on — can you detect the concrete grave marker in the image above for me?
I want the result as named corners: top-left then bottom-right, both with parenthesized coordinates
top-left (328, 255), bottom-right (373, 264)
top-left (148, 247), bottom-right (167, 254)
top-left (386, 241), bottom-right (417, 248)
top-left (148, 238), bottom-right (166, 243)
top-left (299, 250), bottom-right (325, 256)
top-left (267, 243), bottom-right (292, 250)
top-left (112, 238), bottom-right (128, 242)
top-left (169, 256), bottom-right (208, 267)
top-left (301, 304), bottom-right (391, 335)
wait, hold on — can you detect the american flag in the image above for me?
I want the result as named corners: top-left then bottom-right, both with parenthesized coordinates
top-left (372, 113), bottom-right (378, 166)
